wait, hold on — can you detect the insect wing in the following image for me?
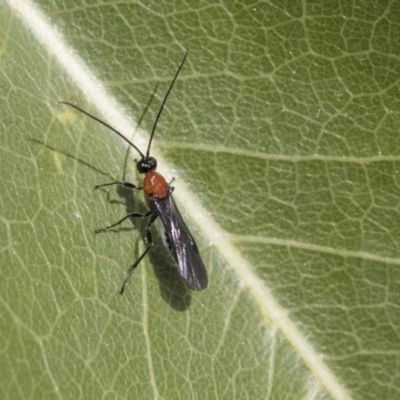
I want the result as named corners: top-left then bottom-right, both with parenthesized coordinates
top-left (152, 192), bottom-right (208, 290)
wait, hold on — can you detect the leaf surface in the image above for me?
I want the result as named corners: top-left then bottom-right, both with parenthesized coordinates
top-left (1, 1), bottom-right (400, 399)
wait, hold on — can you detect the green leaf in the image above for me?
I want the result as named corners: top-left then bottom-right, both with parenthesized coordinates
top-left (1, 1), bottom-right (400, 399)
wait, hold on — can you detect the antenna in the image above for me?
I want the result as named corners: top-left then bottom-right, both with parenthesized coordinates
top-left (60, 50), bottom-right (189, 160)
top-left (146, 49), bottom-right (188, 156)
top-left (59, 101), bottom-right (145, 158)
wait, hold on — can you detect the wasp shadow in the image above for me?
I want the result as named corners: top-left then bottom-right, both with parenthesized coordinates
top-left (29, 138), bottom-right (116, 182)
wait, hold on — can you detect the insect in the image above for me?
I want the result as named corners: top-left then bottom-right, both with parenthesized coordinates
top-left (61, 50), bottom-right (208, 294)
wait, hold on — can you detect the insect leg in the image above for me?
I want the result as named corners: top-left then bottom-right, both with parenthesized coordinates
top-left (119, 212), bottom-right (158, 295)
top-left (95, 210), bottom-right (152, 233)
top-left (94, 181), bottom-right (142, 190)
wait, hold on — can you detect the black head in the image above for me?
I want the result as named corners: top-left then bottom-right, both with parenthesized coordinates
top-left (137, 156), bottom-right (157, 174)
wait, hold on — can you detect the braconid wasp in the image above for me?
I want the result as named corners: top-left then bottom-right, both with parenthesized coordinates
top-left (61, 50), bottom-right (208, 294)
